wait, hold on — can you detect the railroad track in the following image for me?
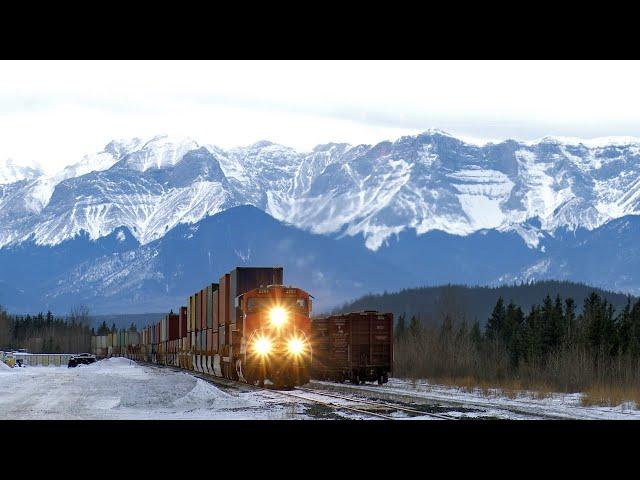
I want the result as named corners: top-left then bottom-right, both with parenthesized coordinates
top-left (141, 361), bottom-right (454, 419)
top-left (268, 388), bottom-right (398, 419)
top-left (294, 386), bottom-right (455, 420)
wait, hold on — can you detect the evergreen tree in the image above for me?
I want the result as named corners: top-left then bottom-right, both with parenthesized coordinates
top-left (542, 294), bottom-right (566, 352)
top-left (584, 292), bottom-right (602, 351)
top-left (584, 292), bottom-right (617, 357)
top-left (485, 297), bottom-right (506, 341)
top-left (503, 300), bottom-right (523, 347)
top-left (564, 297), bottom-right (577, 347)
top-left (521, 305), bottom-right (545, 362)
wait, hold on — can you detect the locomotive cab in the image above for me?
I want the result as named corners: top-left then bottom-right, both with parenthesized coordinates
top-left (239, 285), bottom-right (313, 388)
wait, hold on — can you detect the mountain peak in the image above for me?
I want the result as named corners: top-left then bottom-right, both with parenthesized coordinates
top-left (421, 128), bottom-right (455, 137)
top-left (312, 142), bottom-right (351, 153)
top-left (528, 135), bottom-right (640, 148)
top-left (114, 135), bottom-right (200, 172)
top-left (249, 140), bottom-right (275, 149)
top-left (104, 137), bottom-right (144, 157)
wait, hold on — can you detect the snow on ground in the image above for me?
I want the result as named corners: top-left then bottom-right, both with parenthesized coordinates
top-left (4, 359), bottom-right (637, 419)
top-left (313, 378), bottom-right (640, 420)
top-left (0, 358), bottom-right (311, 420)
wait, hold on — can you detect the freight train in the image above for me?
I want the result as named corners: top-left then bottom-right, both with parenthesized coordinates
top-left (92, 267), bottom-right (393, 389)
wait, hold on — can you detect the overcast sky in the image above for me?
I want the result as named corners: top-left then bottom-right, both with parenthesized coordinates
top-left (2, 60), bottom-right (640, 174)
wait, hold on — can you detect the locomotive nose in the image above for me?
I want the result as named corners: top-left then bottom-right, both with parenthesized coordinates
top-left (269, 306), bottom-right (288, 327)
top-left (287, 336), bottom-right (306, 355)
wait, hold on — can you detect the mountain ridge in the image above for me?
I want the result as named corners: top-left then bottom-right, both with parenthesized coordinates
top-left (1, 130), bottom-right (639, 252)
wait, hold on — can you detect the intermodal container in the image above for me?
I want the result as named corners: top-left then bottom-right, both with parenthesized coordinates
top-left (206, 285), bottom-right (212, 329)
top-left (201, 288), bottom-right (206, 331)
top-left (179, 306), bottom-right (187, 338)
top-left (229, 267), bottom-right (283, 325)
top-left (168, 312), bottom-right (180, 341)
top-left (218, 273), bottom-right (230, 326)
top-left (211, 288), bottom-right (219, 330)
top-left (195, 292), bottom-right (201, 332)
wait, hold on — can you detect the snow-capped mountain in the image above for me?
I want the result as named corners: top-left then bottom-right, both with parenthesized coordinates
top-left (1, 130), bottom-right (639, 313)
top-left (2, 130), bottom-right (639, 252)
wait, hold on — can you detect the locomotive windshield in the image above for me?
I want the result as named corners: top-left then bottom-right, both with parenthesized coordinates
top-left (247, 297), bottom-right (307, 313)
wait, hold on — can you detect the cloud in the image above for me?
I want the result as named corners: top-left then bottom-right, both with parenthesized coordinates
top-left (2, 60), bottom-right (640, 173)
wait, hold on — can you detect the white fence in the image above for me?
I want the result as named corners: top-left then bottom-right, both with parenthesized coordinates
top-left (11, 353), bottom-right (76, 367)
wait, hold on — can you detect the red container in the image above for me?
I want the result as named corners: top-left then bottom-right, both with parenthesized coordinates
top-left (179, 306), bottom-right (187, 338)
top-left (168, 313), bottom-right (180, 341)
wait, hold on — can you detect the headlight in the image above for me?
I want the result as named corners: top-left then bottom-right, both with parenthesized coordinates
top-left (269, 307), bottom-right (287, 327)
top-left (253, 337), bottom-right (272, 356)
top-left (288, 337), bottom-right (306, 355)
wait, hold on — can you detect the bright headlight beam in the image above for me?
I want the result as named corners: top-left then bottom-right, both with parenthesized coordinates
top-left (270, 307), bottom-right (287, 327)
top-left (288, 337), bottom-right (305, 355)
top-left (254, 337), bottom-right (272, 355)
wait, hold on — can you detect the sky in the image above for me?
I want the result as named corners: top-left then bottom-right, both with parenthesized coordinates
top-left (2, 60), bottom-right (640, 174)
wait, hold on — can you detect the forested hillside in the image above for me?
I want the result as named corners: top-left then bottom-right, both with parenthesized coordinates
top-left (333, 281), bottom-right (634, 326)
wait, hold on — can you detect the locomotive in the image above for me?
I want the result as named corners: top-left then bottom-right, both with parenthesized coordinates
top-left (132, 267), bottom-right (313, 388)
top-left (238, 284), bottom-right (312, 387)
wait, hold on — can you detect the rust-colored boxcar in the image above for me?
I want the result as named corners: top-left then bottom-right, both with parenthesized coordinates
top-left (311, 311), bottom-right (393, 385)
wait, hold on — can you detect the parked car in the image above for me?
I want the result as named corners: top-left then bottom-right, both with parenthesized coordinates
top-left (68, 353), bottom-right (97, 368)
